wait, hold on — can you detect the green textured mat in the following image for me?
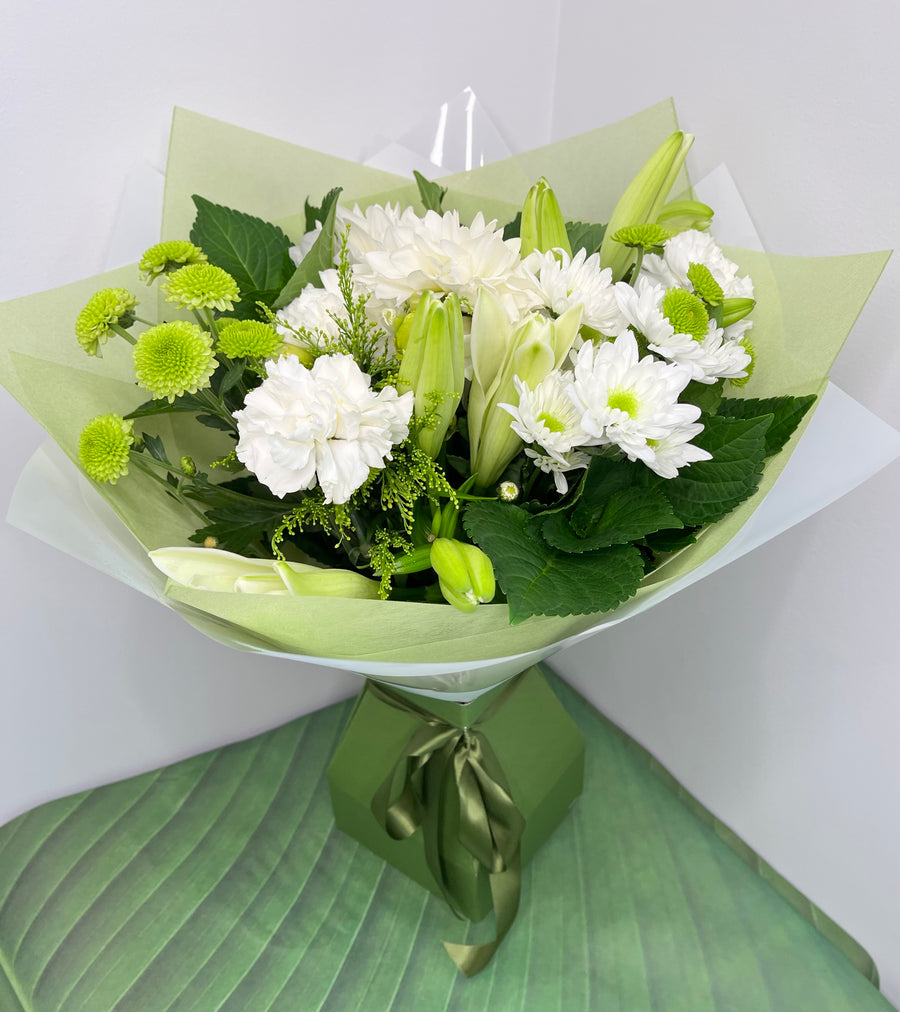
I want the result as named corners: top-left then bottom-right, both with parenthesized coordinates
top-left (0, 672), bottom-right (889, 1012)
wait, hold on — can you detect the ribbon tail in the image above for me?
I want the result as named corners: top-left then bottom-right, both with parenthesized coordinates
top-left (442, 855), bottom-right (521, 977)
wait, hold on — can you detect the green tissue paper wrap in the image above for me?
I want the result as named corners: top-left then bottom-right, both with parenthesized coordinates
top-left (0, 99), bottom-right (890, 675)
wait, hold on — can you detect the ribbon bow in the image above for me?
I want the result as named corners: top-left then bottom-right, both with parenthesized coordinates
top-left (368, 679), bottom-right (526, 976)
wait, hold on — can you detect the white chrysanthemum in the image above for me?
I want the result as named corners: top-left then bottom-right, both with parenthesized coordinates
top-left (525, 447), bottom-right (591, 495)
top-left (647, 426), bottom-right (712, 479)
top-left (275, 283), bottom-right (347, 347)
top-left (567, 332), bottom-right (703, 475)
top-left (499, 373), bottom-right (588, 461)
top-left (640, 229), bottom-right (754, 299)
top-left (289, 203), bottom-right (422, 268)
top-left (523, 248), bottom-right (627, 336)
top-left (288, 227), bottom-right (322, 267)
top-left (353, 209), bottom-right (540, 318)
top-left (234, 354), bottom-right (413, 503)
top-left (615, 278), bottom-right (751, 384)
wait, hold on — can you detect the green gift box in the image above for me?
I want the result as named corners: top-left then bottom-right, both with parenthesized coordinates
top-left (327, 666), bottom-right (585, 928)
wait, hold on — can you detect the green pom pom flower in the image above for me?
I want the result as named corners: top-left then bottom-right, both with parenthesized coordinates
top-left (163, 263), bottom-right (239, 312)
top-left (217, 319), bottom-right (282, 360)
top-left (133, 321), bottom-right (217, 402)
top-left (75, 288), bottom-right (138, 356)
top-left (611, 223), bottom-right (671, 250)
top-left (78, 413), bottom-right (134, 484)
top-left (686, 262), bottom-right (724, 306)
top-left (139, 240), bottom-right (207, 283)
top-left (661, 287), bottom-right (710, 341)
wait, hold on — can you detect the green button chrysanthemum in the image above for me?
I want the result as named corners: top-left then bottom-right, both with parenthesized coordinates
top-left (611, 223), bottom-right (671, 250)
top-left (686, 262), bottom-right (724, 306)
top-left (163, 263), bottom-right (240, 312)
top-left (139, 240), bottom-right (207, 283)
top-left (133, 321), bottom-right (217, 402)
top-left (661, 287), bottom-right (710, 341)
top-left (217, 319), bottom-right (282, 360)
top-left (75, 288), bottom-right (138, 356)
top-left (78, 413), bottom-right (134, 484)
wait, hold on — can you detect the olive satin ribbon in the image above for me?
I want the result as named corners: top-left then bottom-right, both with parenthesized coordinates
top-left (368, 678), bottom-right (526, 976)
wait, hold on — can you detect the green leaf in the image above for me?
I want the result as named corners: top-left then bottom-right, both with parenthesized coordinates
top-left (463, 500), bottom-right (645, 623)
top-left (502, 211), bottom-right (521, 240)
top-left (194, 413), bottom-right (237, 434)
top-left (569, 455), bottom-right (652, 534)
top-left (565, 220), bottom-right (607, 256)
top-left (539, 486), bottom-right (683, 553)
top-left (190, 196), bottom-right (295, 317)
top-left (682, 378), bottom-right (724, 415)
top-left (717, 394), bottom-right (817, 457)
top-left (412, 170), bottom-right (447, 213)
top-left (304, 185), bottom-right (342, 232)
top-left (273, 188), bottom-right (342, 309)
top-left (189, 500), bottom-right (288, 554)
top-left (643, 525), bottom-right (700, 554)
top-left (661, 413), bottom-right (771, 526)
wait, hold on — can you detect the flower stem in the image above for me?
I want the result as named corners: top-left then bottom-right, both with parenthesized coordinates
top-left (129, 453), bottom-right (209, 521)
top-left (111, 323), bottom-right (137, 345)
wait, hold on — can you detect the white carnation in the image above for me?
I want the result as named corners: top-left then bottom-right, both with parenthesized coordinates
top-left (234, 354), bottom-right (413, 504)
top-left (275, 283), bottom-right (347, 347)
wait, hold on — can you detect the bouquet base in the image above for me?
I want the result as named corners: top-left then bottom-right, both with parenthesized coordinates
top-left (327, 666), bottom-right (585, 922)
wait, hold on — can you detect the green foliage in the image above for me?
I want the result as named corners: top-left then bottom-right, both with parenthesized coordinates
top-left (273, 188), bottom-right (342, 309)
top-left (190, 197), bottom-right (295, 319)
top-left (189, 501), bottom-right (292, 555)
top-left (660, 413), bottom-right (771, 526)
top-left (304, 186), bottom-right (342, 232)
top-left (682, 379), bottom-right (725, 415)
top-left (377, 442), bottom-right (455, 532)
top-left (565, 221), bottom-right (607, 256)
top-left (502, 212), bottom-right (521, 240)
top-left (539, 486), bottom-right (682, 553)
top-left (369, 529), bottom-right (416, 598)
top-left (717, 394), bottom-right (816, 457)
top-left (463, 500), bottom-right (645, 623)
top-left (413, 171), bottom-right (448, 213)
top-left (271, 493), bottom-right (351, 559)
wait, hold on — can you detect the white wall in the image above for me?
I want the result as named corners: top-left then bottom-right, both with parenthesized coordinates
top-left (1, 0), bottom-right (897, 1004)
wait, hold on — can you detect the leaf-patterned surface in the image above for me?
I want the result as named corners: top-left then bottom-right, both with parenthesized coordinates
top-left (0, 671), bottom-right (889, 1012)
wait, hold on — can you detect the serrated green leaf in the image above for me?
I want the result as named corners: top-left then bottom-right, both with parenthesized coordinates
top-left (540, 486), bottom-right (682, 553)
top-left (565, 220), bottom-right (607, 257)
top-left (463, 501), bottom-right (644, 623)
top-left (189, 501), bottom-right (288, 554)
top-left (570, 455), bottom-right (652, 534)
top-left (412, 171), bottom-right (448, 213)
top-left (304, 185), bottom-right (342, 232)
top-left (661, 414), bottom-right (771, 526)
top-left (190, 196), bottom-right (295, 316)
top-left (273, 188), bottom-right (342, 309)
top-left (717, 394), bottom-right (817, 457)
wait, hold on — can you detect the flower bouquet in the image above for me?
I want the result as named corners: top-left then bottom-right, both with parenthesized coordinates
top-left (0, 100), bottom-right (890, 974)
